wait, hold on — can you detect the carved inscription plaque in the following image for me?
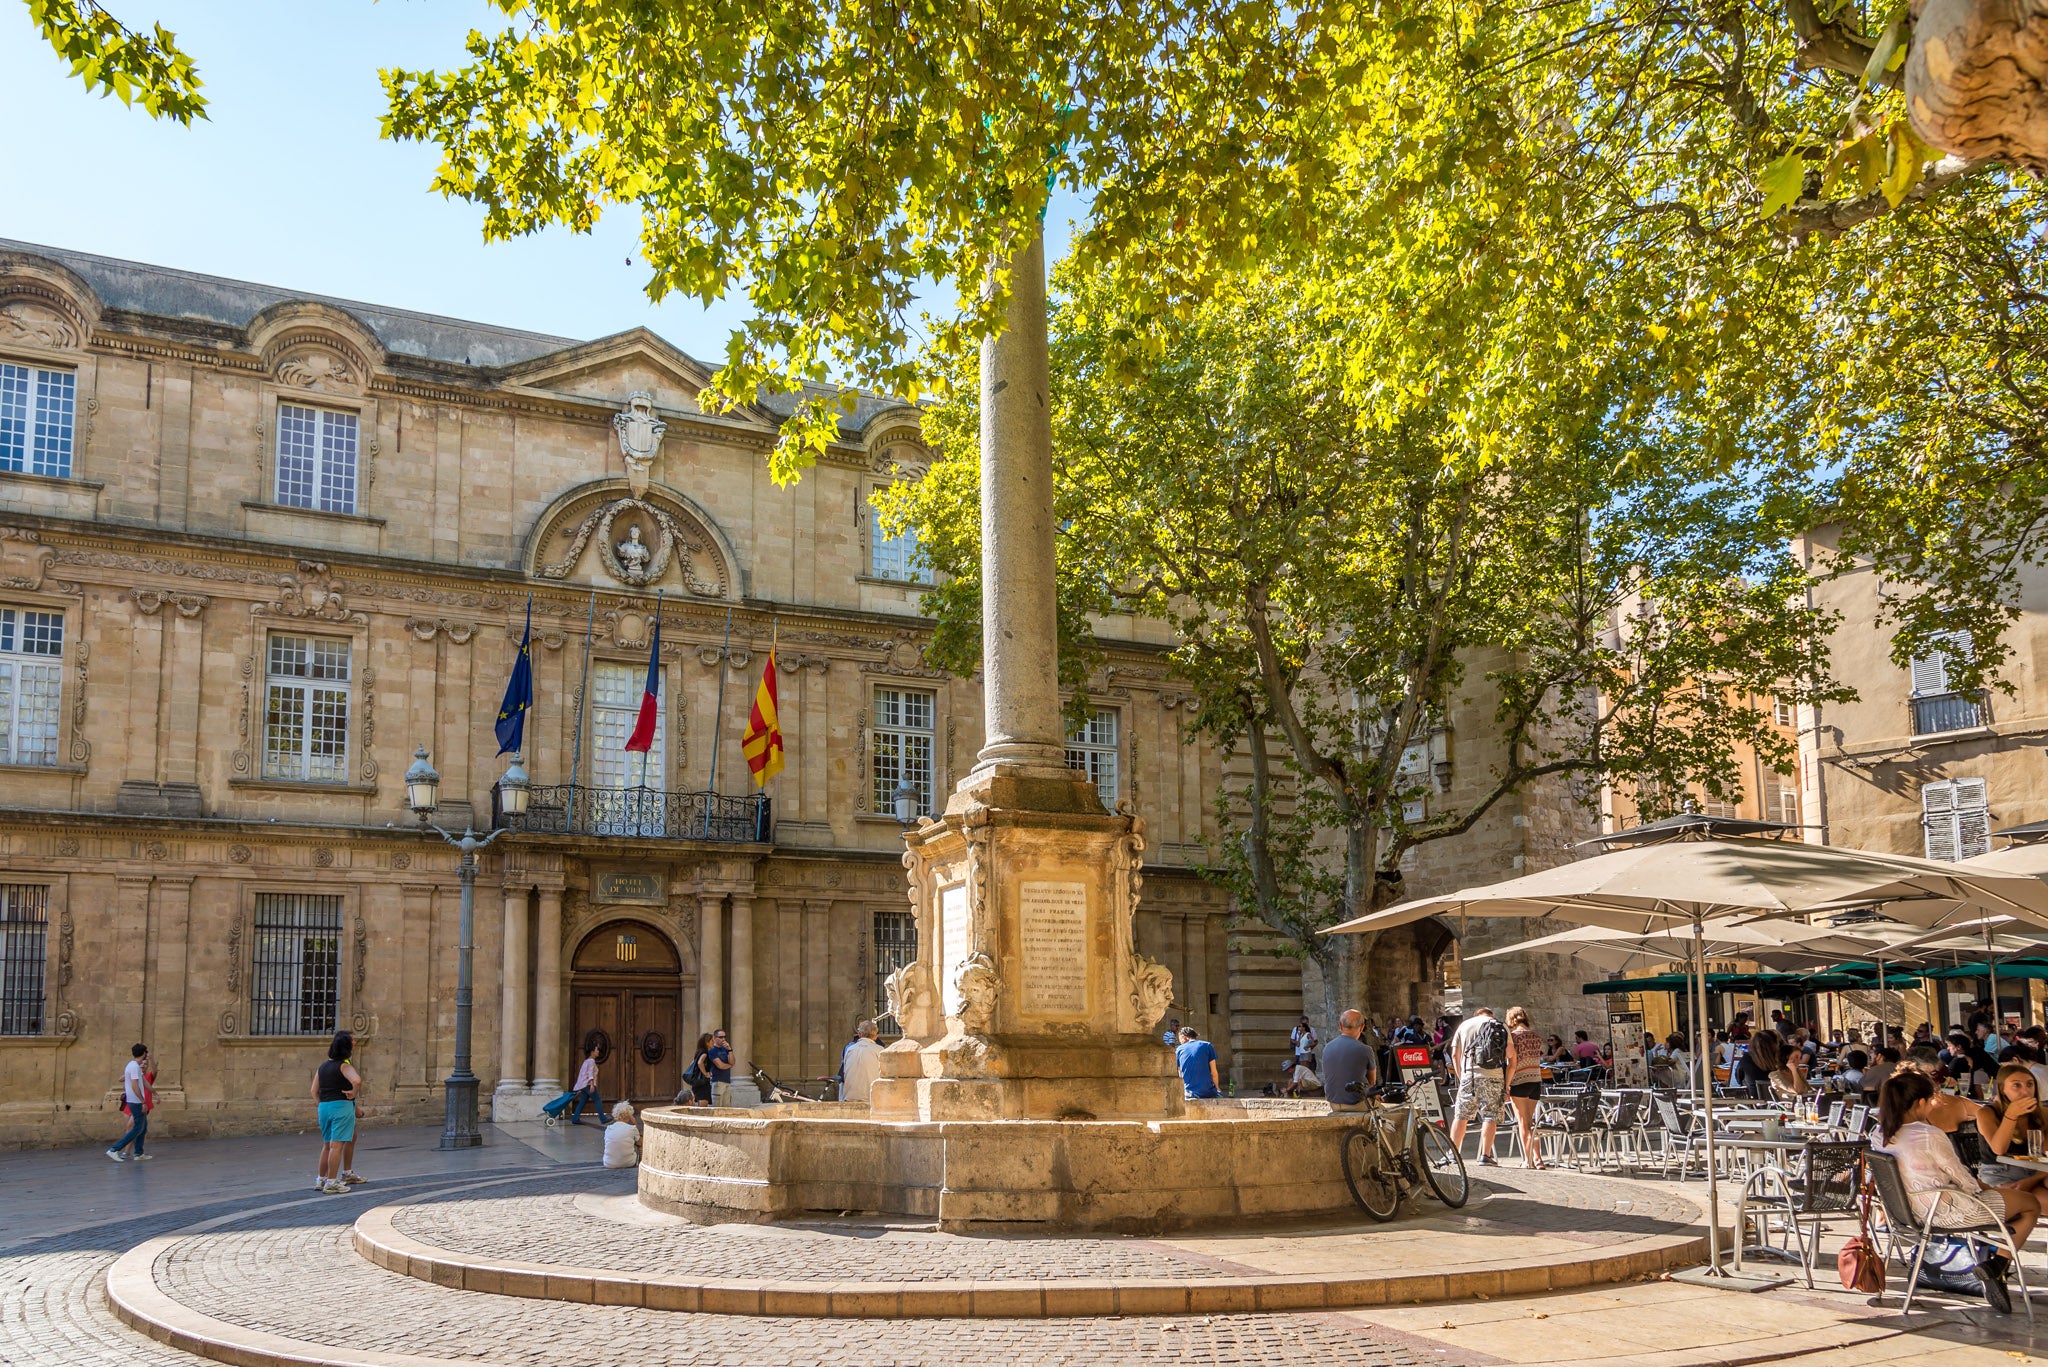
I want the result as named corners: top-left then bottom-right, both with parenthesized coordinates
top-left (1019, 880), bottom-right (1088, 1015)
top-left (940, 883), bottom-right (969, 1018)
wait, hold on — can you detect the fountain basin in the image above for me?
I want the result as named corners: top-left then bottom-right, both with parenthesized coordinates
top-left (638, 1100), bottom-right (1369, 1233)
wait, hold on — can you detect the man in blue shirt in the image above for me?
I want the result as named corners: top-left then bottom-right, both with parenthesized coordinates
top-left (708, 1028), bottom-right (734, 1106)
top-left (1176, 1026), bottom-right (1221, 1099)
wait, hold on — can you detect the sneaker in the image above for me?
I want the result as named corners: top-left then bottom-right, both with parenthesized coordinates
top-left (321, 1179), bottom-right (348, 1194)
top-left (341, 1171), bottom-right (366, 1185)
top-left (131, 1153), bottom-right (152, 1161)
top-left (1976, 1261), bottom-right (2013, 1315)
top-left (1477, 1155), bottom-right (1498, 1167)
top-left (106, 1149), bottom-right (126, 1162)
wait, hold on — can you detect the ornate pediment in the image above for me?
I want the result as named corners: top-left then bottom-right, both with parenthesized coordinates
top-left (526, 480), bottom-right (738, 600)
top-left (247, 301), bottom-right (380, 395)
top-left (500, 329), bottom-right (779, 428)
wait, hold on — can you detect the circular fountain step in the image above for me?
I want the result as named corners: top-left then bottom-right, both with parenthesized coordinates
top-left (344, 1165), bottom-right (1707, 1319)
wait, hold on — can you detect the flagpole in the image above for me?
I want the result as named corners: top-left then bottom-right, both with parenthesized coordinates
top-left (642, 590), bottom-right (663, 798)
top-left (703, 606), bottom-right (732, 838)
top-left (566, 589), bottom-right (596, 834)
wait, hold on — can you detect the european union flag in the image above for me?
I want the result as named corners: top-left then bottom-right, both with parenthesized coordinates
top-left (495, 597), bottom-right (534, 755)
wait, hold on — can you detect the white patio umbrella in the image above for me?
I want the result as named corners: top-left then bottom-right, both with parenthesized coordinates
top-left (1324, 838), bottom-right (2048, 1281)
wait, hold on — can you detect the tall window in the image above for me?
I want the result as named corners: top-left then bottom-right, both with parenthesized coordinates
top-left (1762, 778), bottom-right (1800, 826)
top-left (872, 909), bottom-right (917, 1039)
top-left (0, 607), bottom-right (63, 766)
top-left (871, 687), bottom-right (934, 814)
top-left (263, 634), bottom-right (350, 782)
top-left (868, 490), bottom-right (933, 583)
top-left (590, 660), bottom-right (665, 835)
top-left (1909, 634), bottom-right (1985, 735)
top-left (0, 884), bottom-right (47, 1035)
top-left (0, 363), bottom-right (75, 478)
top-left (1923, 777), bottom-right (1991, 861)
top-left (1773, 697), bottom-right (1795, 728)
top-left (250, 893), bottom-right (342, 1035)
top-left (275, 403), bottom-right (358, 514)
top-left (1065, 707), bottom-right (1121, 806)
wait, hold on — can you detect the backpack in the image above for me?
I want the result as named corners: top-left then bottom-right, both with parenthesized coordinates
top-left (1472, 1018), bottom-right (1509, 1072)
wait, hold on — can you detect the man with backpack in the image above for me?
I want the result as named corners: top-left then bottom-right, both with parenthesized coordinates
top-left (1450, 1006), bottom-right (1508, 1167)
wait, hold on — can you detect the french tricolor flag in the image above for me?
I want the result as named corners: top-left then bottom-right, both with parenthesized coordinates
top-left (624, 602), bottom-right (661, 754)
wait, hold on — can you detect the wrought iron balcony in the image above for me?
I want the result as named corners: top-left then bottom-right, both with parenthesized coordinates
top-left (492, 784), bottom-right (770, 843)
top-left (1911, 691), bottom-right (1987, 736)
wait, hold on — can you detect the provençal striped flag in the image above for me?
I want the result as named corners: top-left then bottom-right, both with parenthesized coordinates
top-left (742, 651), bottom-right (784, 786)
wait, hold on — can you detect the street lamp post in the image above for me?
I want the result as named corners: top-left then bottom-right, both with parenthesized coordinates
top-left (406, 745), bottom-right (531, 1150)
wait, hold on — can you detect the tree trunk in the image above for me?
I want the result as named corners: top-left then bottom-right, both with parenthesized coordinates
top-left (1906, 0), bottom-right (2048, 170)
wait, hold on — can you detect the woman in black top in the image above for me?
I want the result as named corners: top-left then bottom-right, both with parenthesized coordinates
top-left (310, 1031), bottom-right (361, 1194)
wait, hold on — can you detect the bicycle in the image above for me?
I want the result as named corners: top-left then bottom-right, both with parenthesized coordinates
top-left (1337, 1080), bottom-right (1470, 1221)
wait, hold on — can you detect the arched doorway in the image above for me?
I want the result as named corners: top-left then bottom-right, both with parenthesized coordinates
top-left (570, 920), bottom-right (688, 1104)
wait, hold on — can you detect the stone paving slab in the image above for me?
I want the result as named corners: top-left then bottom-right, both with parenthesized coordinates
top-left (347, 1165), bottom-right (1708, 1317)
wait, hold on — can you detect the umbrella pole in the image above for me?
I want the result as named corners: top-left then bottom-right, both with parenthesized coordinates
top-left (1987, 922), bottom-right (2002, 1042)
top-left (1695, 912), bottom-right (1724, 1274)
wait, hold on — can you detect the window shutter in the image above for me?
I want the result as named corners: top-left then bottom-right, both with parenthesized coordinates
top-left (1922, 780), bottom-right (1959, 861)
top-left (1909, 650), bottom-right (1950, 697)
top-left (1953, 777), bottom-right (1992, 859)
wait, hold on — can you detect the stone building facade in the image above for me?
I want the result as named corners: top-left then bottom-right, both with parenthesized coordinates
top-left (0, 240), bottom-right (1251, 1147)
top-left (1796, 525), bottom-right (2048, 860)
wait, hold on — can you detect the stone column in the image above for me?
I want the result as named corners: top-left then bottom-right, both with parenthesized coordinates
top-left (497, 886), bottom-right (529, 1093)
top-left (531, 886), bottom-right (564, 1092)
top-left (699, 893), bottom-right (725, 1038)
top-left (964, 234), bottom-right (1070, 787)
top-left (730, 894), bottom-right (754, 1096)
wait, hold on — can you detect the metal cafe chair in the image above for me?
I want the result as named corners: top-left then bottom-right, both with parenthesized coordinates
top-left (1732, 1140), bottom-right (1869, 1287)
top-left (1653, 1096), bottom-right (1709, 1179)
top-left (1865, 1147), bottom-right (2034, 1321)
top-left (1533, 1089), bottom-right (1605, 1169)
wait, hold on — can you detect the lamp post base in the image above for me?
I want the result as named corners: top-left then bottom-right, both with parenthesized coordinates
top-left (439, 1075), bottom-right (483, 1150)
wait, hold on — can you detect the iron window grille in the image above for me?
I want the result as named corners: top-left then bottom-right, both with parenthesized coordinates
top-left (1065, 707), bottom-right (1121, 806)
top-left (249, 892), bottom-right (343, 1036)
top-left (0, 607), bottom-right (63, 766)
top-left (872, 909), bottom-right (917, 1039)
top-left (871, 687), bottom-right (935, 815)
top-left (0, 884), bottom-right (48, 1035)
top-left (0, 363), bottom-right (75, 478)
top-left (275, 403), bottom-right (358, 514)
top-left (263, 634), bottom-right (350, 782)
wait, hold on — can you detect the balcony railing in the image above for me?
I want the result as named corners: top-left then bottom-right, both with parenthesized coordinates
top-left (492, 784), bottom-right (770, 843)
top-left (1912, 692), bottom-right (1987, 736)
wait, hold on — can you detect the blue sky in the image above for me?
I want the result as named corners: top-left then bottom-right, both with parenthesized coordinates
top-left (2, 1), bottom-right (1082, 365)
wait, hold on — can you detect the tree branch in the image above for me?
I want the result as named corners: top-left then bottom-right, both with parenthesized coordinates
top-left (1783, 0), bottom-right (1881, 78)
top-left (1782, 155), bottom-right (1999, 236)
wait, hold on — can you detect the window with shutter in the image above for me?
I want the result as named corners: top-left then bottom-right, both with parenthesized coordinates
top-left (1909, 647), bottom-right (1952, 697)
top-left (1923, 778), bottom-right (1991, 861)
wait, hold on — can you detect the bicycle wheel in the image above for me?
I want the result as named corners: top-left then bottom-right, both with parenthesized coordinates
top-left (1342, 1127), bottom-right (1402, 1221)
top-left (1415, 1121), bottom-right (1470, 1209)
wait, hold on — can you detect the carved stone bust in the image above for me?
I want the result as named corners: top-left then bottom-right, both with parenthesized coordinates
top-left (615, 524), bottom-right (652, 582)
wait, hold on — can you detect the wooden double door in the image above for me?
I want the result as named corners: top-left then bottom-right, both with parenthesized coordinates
top-left (569, 920), bottom-right (691, 1104)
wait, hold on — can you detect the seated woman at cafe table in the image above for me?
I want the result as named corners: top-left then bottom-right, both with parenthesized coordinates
top-left (1978, 1063), bottom-right (2048, 1193)
top-left (1878, 1069), bottom-right (2038, 1312)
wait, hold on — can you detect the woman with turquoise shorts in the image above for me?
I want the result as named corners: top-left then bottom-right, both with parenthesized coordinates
top-left (310, 1031), bottom-right (360, 1195)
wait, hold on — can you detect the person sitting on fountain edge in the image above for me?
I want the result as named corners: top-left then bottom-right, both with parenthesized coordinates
top-left (1322, 1010), bottom-right (1378, 1110)
top-left (1176, 1026), bottom-right (1221, 1099)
